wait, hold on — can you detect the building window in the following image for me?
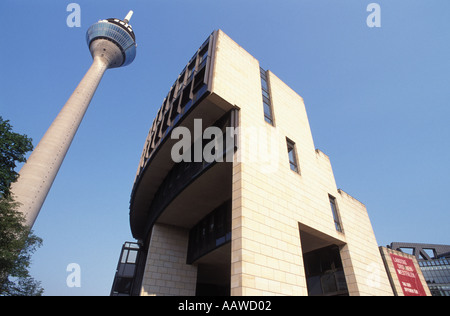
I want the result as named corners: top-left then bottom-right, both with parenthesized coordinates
top-left (329, 195), bottom-right (343, 233)
top-left (187, 200), bottom-right (232, 264)
top-left (260, 67), bottom-right (274, 125)
top-left (286, 138), bottom-right (299, 173)
top-left (187, 63), bottom-right (195, 83)
top-left (199, 46), bottom-right (208, 69)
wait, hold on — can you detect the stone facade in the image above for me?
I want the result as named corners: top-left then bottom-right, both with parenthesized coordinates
top-left (137, 30), bottom-right (394, 296)
top-left (140, 224), bottom-right (197, 296)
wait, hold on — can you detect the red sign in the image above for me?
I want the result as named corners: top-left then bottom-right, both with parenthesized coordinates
top-left (390, 254), bottom-right (427, 296)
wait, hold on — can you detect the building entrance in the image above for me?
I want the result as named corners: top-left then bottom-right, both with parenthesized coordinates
top-left (303, 245), bottom-right (348, 296)
top-left (299, 225), bottom-right (349, 296)
top-left (194, 243), bottom-right (231, 296)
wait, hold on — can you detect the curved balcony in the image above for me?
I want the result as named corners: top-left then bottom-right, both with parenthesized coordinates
top-left (130, 108), bottom-right (237, 240)
top-left (129, 32), bottom-right (239, 241)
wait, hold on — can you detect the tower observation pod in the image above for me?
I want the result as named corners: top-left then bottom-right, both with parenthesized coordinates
top-left (10, 12), bottom-right (137, 228)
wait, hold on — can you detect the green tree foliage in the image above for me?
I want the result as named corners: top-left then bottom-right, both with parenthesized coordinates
top-left (0, 117), bottom-right (33, 198)
top-left (0, 116), bottom-right (43, 296)
top-left (0, 198), bottom-right (43, 296)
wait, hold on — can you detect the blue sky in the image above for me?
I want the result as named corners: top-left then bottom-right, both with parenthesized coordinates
top-left (1, 0), bottom-right (449, 296)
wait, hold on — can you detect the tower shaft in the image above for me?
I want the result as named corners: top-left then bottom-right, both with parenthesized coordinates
top-left (11, 56), bottom-right (108, 228)
top-left (10, 11), bottom-right (137, 229)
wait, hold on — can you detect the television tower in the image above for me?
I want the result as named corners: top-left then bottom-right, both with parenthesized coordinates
top-left (10, 11), bottom-right (137, 228)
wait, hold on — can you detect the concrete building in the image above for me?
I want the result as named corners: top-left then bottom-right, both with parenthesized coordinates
top-left (10, 12), bottom-right (137, 228)
top-left (112, 30), bottom-right (394, 296)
